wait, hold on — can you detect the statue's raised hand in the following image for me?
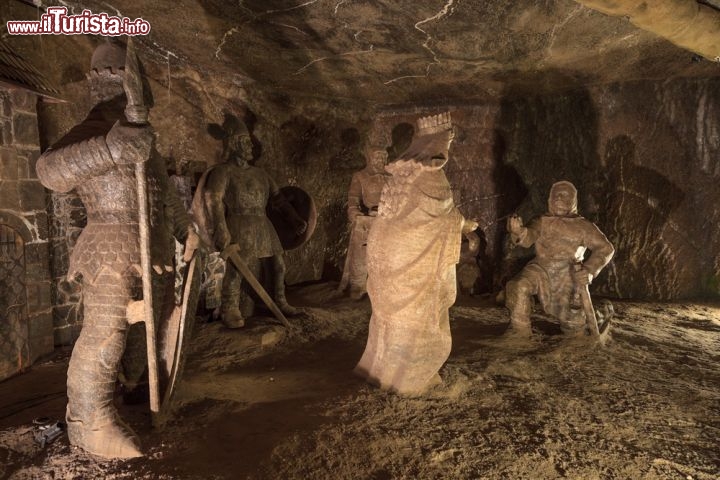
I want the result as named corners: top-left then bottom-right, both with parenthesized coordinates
top-left (507, 214), bottom-right (524, 235)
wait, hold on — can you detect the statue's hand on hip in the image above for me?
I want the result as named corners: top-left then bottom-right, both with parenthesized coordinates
top-left (572, 265), bottom-right (593, 286)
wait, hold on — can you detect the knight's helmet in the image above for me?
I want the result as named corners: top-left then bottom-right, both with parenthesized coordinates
top-left (221, 114), bottom-right (251, 161)
top-left (396, 112), bottom-right (454, 169)
top-left (87, 40), bottom-right (126, 102)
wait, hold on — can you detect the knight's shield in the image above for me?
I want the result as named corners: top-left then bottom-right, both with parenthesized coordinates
top-left (267, 185), bottom-right (317, 250)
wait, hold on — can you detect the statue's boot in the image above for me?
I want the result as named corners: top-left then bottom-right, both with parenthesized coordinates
top-left (272, 257), bottom-right (300, 316)
top-left (275, 293), bottom-right (300, 316)
top-left (67, 411), bottom-right (142, 459)
top-left (221, 272), bottom-right (246, 328)
top-left (65, 272), bottom-right (143, 459)
top-left (505, 282), bottom-right (534, 339)
top-left (347, 255), bottom-right (368, 300)
top-left (348, 286), bottom-right (366, 300)
top-left (274, 280), bottom-right (300, 315)
top-left (66, 336), bottom-right (143, 458)
top-left (221, 306), bottom-right (245, 328)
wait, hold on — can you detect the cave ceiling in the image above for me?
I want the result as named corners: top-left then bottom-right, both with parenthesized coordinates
top-left (7, 0), bottom-right (720, 105)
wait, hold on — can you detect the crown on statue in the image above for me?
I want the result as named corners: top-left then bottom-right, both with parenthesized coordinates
top-left (417, 112), bottom-right (452, 136)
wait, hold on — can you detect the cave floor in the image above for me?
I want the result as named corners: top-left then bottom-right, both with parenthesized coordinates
top-left (1, 283), bottom-right (719, 479)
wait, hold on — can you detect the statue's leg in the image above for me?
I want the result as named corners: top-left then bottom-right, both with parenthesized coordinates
top-left (558, 278), bottom-right (584, 335)
top-left (65, 268), bottom-right (142, 459)
top-left (271, 254), bottom-right (299, 315)
top-left (348, 238), bottom-right (368, 300)
top-left (238, 256), bottom-right (259, 319)
top-left (220, 259), bottom-right (245, 328)
top-left (120, 270), bottom-right (174, 404)
top-left (505, 270), bottom-right (540, 337)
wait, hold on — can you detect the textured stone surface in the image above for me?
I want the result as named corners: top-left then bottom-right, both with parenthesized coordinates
top-left (0, 86), bottom-right (54, 379)
top-left (13, 113), bottom-right (39, 146)
top-left (0, 148), bottom-right (18, 180)
top-left (18, 180), bottom-right (47, 211)
top-left (6, 0), bottom-right (715, 105)
top-left (2, 1), bottom-right (720, 304)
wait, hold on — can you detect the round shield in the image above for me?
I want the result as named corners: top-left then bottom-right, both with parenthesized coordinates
top-left (267, 186), bottom-right (317, 250)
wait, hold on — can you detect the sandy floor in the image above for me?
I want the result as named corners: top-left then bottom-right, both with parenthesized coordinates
top-left (1, 282), bottom-right (719, 479)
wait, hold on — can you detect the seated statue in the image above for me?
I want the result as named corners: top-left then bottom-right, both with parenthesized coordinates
top-left (197, 116), bottom-right (307, 328)
top-left (505, 181), bottom-right (615, 338)
top-left (338, 143), bottom-right (388, 299)
top-left (354, 113), bottom-right (478, 395)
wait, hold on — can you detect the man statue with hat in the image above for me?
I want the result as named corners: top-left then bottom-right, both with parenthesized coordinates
top-left (338, 139), bottom-right (389, 299)
top-left (198, 115), bottom-right (308, 328)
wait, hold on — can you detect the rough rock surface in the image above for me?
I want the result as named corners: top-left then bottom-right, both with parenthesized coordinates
top-left (496, 78), bottom-right (720, 299)
top-left (1, 285), bottom-right (719, 479)
top-left (3, 1), bottom-right (720, 301)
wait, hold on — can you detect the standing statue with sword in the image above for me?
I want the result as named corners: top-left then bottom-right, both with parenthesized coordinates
top-left (504, 181), bottom-right (615, 341)
top-left (37, 39), bottom-right (200, 459)
top-left (192, 114), bottom-right (312, 329)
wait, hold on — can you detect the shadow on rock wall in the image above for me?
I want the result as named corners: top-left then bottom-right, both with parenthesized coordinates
top-left (599, 135), bottom-right (684, 299)
top-left (594, 78), bottom-right (720, 299)
top-left (386, 122), bottom-right (414, 162)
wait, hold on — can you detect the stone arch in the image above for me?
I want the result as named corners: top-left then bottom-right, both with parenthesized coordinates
top-left (0, 211), bottom-right (30, 381)
top-left (0, 210), bottom-right (33, 243)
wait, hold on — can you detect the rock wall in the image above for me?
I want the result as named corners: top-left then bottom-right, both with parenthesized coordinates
top-left (374, 76), bottom-right (720, 301)
top-left (495, 78), bottom-right (720, 300)
top-left (594, 78), bottom-right (720, 300)
top-left (0, 88), bottom-right (54, 379)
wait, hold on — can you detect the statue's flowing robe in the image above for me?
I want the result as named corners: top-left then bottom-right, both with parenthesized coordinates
top-left (355, 168), bottom-right (464, 394)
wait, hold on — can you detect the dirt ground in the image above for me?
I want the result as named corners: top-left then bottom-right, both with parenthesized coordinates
top-left (1, 282), bottom-right (719, 479)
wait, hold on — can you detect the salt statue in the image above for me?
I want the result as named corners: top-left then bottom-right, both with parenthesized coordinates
top-left (195, 115), bottom-right (308, 328)
top-left (505, 181), bottom-right (615, 338)
top-left (36, 40), bottom-right (200, 458)
top-left (354, 112), bottom-right (478, 395)
top-left (338, 142), bottom-right (388, 299)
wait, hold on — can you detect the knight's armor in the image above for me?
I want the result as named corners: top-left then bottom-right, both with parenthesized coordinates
top-left (202, 159), bottom-right (298, 326)
top-left (36, 41), bottom-right (191, 459)
top-left (505, 181), bottom-right (614, 336)
top-left (39, 97), bottom-right (188, 281)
